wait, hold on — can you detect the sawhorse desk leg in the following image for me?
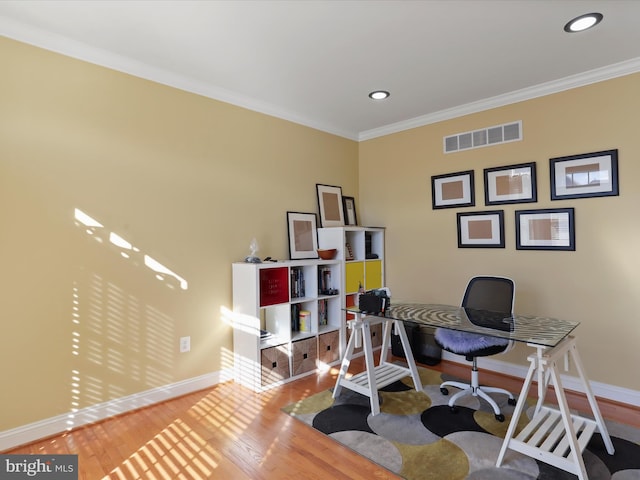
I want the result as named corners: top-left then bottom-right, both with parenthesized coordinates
top-left (333, 315), bottom-right (422, 415)
top-left (496, 336), bottom-right (614, 480)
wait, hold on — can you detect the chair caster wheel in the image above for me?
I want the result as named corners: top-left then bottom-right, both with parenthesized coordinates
top-left (495, 413), bottom-right (505, 422)
top-left (508, 398), bottom-right (517, 406)
top-left (449, 406), bottom-right (458, 414)
top-left (440, 387), bottom-right (449, 395)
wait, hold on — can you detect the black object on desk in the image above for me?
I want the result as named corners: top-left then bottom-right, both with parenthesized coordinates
top-left (358, 290), bottom-right (390, 314)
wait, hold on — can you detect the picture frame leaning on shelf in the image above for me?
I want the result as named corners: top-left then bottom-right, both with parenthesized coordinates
top-left (343, 196), bottom-right (358, 226)
top-left (286, 211), bottom-right (319, 259)
top-left (316, 184), bottom-right (345, 227)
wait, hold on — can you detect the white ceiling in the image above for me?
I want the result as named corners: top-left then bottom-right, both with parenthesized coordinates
top-left (2, 0), bottom-right (640, 141)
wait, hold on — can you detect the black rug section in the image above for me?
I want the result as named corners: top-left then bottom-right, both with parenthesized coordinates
top-left (312, 403), bottom-right (374, 435)
top-left (588, 433), bottom-right (640, 473)
top-left (421, 404), bottom-right (490, 437)
top-left (380, 379), bottom-right (413, 392)
top-left (536, 462), bottom-right (577, 480)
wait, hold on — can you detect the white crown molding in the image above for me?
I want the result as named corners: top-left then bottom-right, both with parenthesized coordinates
top-left (0, 368), bottom-right (232, 452)
top-left (0, 16), bottom-right (357, 141)
top-left (359, 56), bottom-right (640, 141)
top-left (2, 17), bottom-right (640, 142)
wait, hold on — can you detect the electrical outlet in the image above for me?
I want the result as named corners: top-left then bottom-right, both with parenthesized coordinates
top-left (179, 336), bottom-right (191, 353)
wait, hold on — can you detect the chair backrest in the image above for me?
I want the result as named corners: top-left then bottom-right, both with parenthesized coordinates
top-left (461, 276), bottom-right (515, 313)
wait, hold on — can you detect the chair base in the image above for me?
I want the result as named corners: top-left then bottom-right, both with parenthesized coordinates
top-left (439, 359), bottom-right (516, 422)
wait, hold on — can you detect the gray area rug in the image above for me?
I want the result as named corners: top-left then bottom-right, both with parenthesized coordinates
top-left (282, 365), bottom-right (640, 480)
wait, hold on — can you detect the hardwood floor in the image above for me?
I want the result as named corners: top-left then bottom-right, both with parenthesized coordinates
top-left (5, 357), bottom-right (639, 479)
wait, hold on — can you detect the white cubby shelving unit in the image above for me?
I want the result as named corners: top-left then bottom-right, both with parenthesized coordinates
top-left (318, 226), bottom-right (386, 354)
top-left (232, 259), bottom-right (342, 391)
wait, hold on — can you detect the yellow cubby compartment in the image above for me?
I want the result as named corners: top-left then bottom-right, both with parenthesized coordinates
top-left (345, 261), bottom-right (364, 293)
top-left (365, 260), bottom-right (383, 290)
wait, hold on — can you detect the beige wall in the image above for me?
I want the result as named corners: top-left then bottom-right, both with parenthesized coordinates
top-left (0, 37), bottom-right (358, 430)
top-left (359, 73), bottom-right (640, 391)
top-left (2, 33), bottom-right (639, 435)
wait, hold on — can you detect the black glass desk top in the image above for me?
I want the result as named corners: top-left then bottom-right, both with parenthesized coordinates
top-left (348, 303), bottom-right (579, 348)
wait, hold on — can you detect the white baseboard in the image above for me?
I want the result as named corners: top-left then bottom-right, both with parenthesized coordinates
top-left (0, 368), bottom-right (233, 452)
top-left (442, 351), bottom-right (640, 407)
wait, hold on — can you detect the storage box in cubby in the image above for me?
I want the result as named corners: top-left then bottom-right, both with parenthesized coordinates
top-left (292, 337), bottom-right (318, 376)
top-left (318, 330), bottom-right (340, 364)
top-left (260, 345), bottom-right (290, 386)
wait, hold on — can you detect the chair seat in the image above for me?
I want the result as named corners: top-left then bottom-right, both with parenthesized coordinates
top-left (434, 329), bottom-right (509, 360)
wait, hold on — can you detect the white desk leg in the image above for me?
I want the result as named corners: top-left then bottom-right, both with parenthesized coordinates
top-left (379, 318), bottom-right (393, 365)
top-left (360, 320), bottom-right (380, 415)
top-left (498, 336), bottom-right (615, 477)
top-left (496, 353), bottom-right (538, 467)
top-left (534, 345), bottom-right (551, 416)
top-left (569, 342), bottom-right (615, 455)
top-left (547, 357), bottom-right (588, 480)
top-left (394, 320), bottom-right (423, 391)
top-left (333, 319), bottom-right (358, 399)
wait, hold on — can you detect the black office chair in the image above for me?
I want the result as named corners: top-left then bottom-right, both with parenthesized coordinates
top-left (434, 276), bottom-right (517, 422)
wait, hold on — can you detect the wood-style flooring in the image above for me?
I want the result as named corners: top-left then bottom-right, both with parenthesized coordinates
top-left (5, 356), bottom-right (639, 479)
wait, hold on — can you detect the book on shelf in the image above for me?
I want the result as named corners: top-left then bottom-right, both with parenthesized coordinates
top-left (318, 299), bottom-right (328, 326)
top-left (290, 267), bottom-right (305, 298)
top-left (290, 303), bottom-right (301, 331)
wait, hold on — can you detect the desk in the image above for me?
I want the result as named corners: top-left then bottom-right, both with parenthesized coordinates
top-left (333, 303), bottom-right (614, 480)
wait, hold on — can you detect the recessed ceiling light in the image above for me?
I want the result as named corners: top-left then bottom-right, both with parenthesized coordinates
top-left (564, 12), bottom-right (603, 33)
top-left (369, 90), bottom-right (390, 100)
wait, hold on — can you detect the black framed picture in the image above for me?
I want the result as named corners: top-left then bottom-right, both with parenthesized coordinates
top-left (550, 149), bottom-right (619, 200)
top-left (431, 170), bottom-right (475, 209)
top-left (286, 212), bottom-right (319, 259)
top-left (457, 210), bottom-right (505, 248)
top-left (342, 196), bottom-right (358, 226)
top-left (316, 184), bottom-right (345, 227)
top-left (515, 208), bottom-right (575, 251)
top-left (484, 162), bottom-right (537, 205)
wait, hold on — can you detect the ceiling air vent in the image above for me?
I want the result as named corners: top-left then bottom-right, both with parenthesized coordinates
top-left (444, 121), bottom-right (522, 153)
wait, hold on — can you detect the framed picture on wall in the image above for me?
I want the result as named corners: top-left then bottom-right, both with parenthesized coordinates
top-left (515, 208), bottom-right (575, 251)
top-left (343, 196), bottom-right (358, 226)
top-left (550, 149), bottom-right (619, 200)
top-left (457, 210), bottom-right (505, 248)
top-left (484, 162), bottom-right (537, 205)
top-left (286, 212), bottom-right (319, 259)
top-left (316, 184), bottom-right (345, 227)
top-left (432, 170), bottom-right (475, 209)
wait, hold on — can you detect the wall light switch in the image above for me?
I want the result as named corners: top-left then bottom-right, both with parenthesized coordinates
top-left (180, 336), bottom-right (191, 353)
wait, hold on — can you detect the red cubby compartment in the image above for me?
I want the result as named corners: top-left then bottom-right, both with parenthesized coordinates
top-left (259, 267), bottom-right (289, 307)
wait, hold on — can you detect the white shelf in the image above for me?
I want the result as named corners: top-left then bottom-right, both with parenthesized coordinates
top-left (337, 362), bottom-right (412, 396)
top-left (233, 227), bottom-right (385, 392)
top-left (232, 259), bottom-right (343, 391)
top-left (508, 406), bottom-right (598, 474)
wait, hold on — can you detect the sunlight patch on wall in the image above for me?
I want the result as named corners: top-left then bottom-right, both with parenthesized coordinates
top-left (67, 272), bottom-right (177, 428)
top-left (74, 208), bottom-right (188, 291)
